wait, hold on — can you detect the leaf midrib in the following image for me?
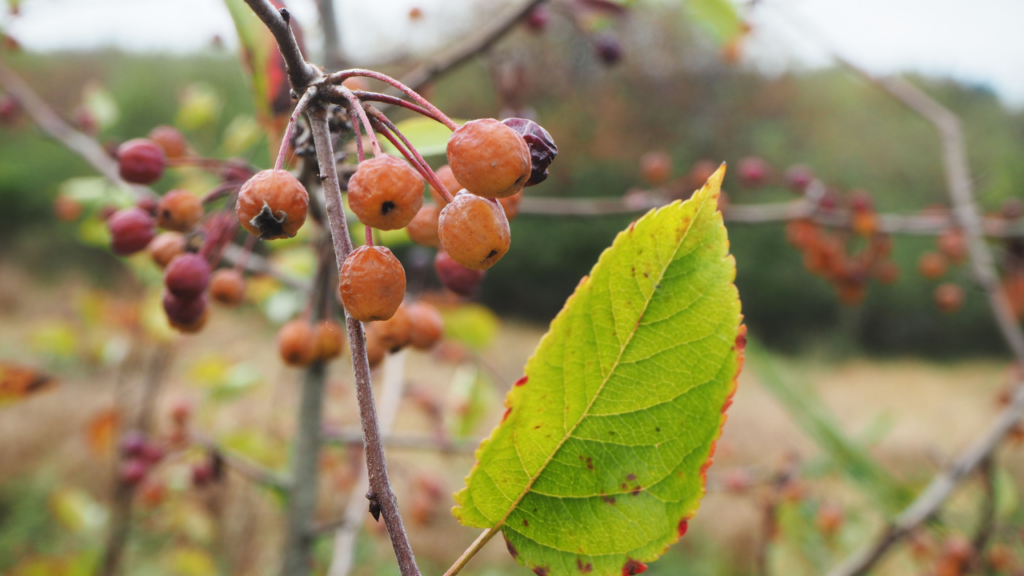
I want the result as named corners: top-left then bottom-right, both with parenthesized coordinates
top-left (492, 194), bottom-right (714, 531)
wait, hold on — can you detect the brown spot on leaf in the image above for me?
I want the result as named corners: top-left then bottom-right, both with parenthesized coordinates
top-left (626, 473), bottom-right (637, 481)
top-left (533, 567), bottom-right (549, 576)
top-left (586, 457), bottom-right (594, 470)
top-left (631, 486), bottom-right (642, 496)
top-left (523, 519), bottom-right (529, 527)
top-left (577, 558), bottom-right (594, 573)
top-left (504, 534), bottom-right (518, 558)
top-left (622, 559), bottom-right (648, 575)
top-left (602, 495), bottom-right (616, 505)
top-left (677, 519), bottom-right (689, 537)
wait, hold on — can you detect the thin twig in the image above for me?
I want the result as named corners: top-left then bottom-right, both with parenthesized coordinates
top-left (276, 86), bottom-right (318, 171)
top-left (220, 242), bottom-right (309, 290)
top-left (307, 104), bottom-right (421, 576)
top-left (241, 0), bottom-right (320, 90)
top-left (191, 432), bottom-right (290, 489)
top-left (0, 60), bottom-right (154, 201)
top-left (971, 456), bottom-right (997, 562)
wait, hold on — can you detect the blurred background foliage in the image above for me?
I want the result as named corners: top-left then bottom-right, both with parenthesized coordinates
top-left (2, 26), bottom-right (1022, 357)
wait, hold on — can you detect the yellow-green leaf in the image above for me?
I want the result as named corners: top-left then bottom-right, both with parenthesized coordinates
top-left (453, 166), bottom-right (743, 575)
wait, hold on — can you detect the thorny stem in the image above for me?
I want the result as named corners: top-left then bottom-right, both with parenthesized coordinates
top-left (276, 87), bottom-right (318, 171)
top-left (338, 86), bottom-right (382, 157)
top-left (307, 104), bottom-right (421, 576)
top-left (443, 527), bottom-right (501, 576)
top-left (368, 109), bottom-right (454, 203)
top-left (328, 69), bottom-right (460, 131)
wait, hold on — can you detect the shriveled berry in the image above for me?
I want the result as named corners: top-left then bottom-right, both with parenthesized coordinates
top-left (502, 118), bottom-right (557, 186)
top-left (407, 204), bottom-right (441, 248)
top-left (165, 253), bottom-right (210, 298)
top-left (348, 155), bottom-right (424, 230)
top-left (434, 251), bottom-right (486, 296)
top-left (117, 138), bottom-right (166, 184)
top-left (594, 34), bottom-right (623, 65)
top-left (314, 320), bottom-right (345, 361)
top-left (407, 302), bottom-right (444, 350)
top-left (498, 191), bottom-right (522, 220)
top-left (372, 303), bottom-right (412, 352)
top-left (157, 190), bottom-right (203, 232)
top-left (918, 252), bottom-right (947, 280)
top-left (162, 291), bottom-right (208, 326)
top-left (447, 119), bottom-right (531, 199)
top-left (237, 169), bottom-right (309, 240)
top-left (278, 319), bottom-right (317, 366)
top-left (148, 232), bottom-right (186, 268)
top-left (428, 164), bottom-right (462, 206)
top-left (438, 191), bottom-right (511, 270)
top-left (120, 458), bottom-right (148, 486)
top-left (784, 164), bottom-right (814, 193)
top-left (209, 269), bottom-right (246, 306)
top-left (365, 326), bottom-right (386, 369)
top-left (738, 156), bottom-right (769, 188)
top-left (108, 207), bottom-right (156, 256)
top-left (935, 283), bottom-right (964, 313)
top-left (148, 125), bottom-right (188, 159)
top-left (339, 246), bottom-right (407, 322)
top-left (640, 151), bottom-right (672, 186)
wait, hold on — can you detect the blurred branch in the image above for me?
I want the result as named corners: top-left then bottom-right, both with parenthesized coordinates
top-left (220, 242), bottom-right (310, 291)
top-left (326, 351), bottom-right (410, 576)
top-left (191, 432), bottom-right (290, 490)
top-left (971, 456), bottom-right (997, 562)
top-left (519, 195), bottom-right (1024, 237)
top-left (0, 60), bottom-right (155, 200)
top-left (399, 0), bottom-right (547, 91)
top-left (318, 0), bottom-right (344, 70)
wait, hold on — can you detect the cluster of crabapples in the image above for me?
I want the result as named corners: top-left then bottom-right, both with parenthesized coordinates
top-left (100, 110), bottom-right (555, 368)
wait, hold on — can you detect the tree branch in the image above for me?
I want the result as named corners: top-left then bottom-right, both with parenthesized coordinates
top-left (241, 0), bottom-right (320, 90)
top-left (321, 429), bottom-right (479, 454)
top-left (307, 104), bottom-right (421, 576)
top-left (0, 60), bottom-right (154, 200)
top-left (190, 432), bottom-right (290, 490)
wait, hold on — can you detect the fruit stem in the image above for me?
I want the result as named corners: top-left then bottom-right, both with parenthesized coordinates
top-left (338, 86), bottom-right (382, 157)
top-left (349, 90), bottom-right (444, 124)
top-left (365, 225), bottom-right (374, 247)
top-left (367, 107), bottom-right (454, 204)
top-left (276, 86), bottom-right (318, 171)
top-left (200, 181), bottom-right (243, 205)
top-left (328, 69), bottom-right (460, 132)
top-left (350, 103), bottom-right (366, 164)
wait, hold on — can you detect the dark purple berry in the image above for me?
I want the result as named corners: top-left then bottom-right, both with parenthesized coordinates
top-left (502, 118), bottom-right (558, 186)
top-left (164, 253), bottom-right (210, 298)
top-left (435, 251), bottom-right (486, 296)
top-left (108, 208), bottom-right (156, 256)
top-left (162, 291), bottom-right (208, 325)
top-left (120, 430), bottom-right (146, 457)
top-left (120, 459), bottom-right (148, 486)
top-left (117, 139), bottom-right (166, 185)
top-left (140, 443), bottom-right (164, 465)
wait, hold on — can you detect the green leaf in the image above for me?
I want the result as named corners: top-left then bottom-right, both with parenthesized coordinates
top-left (439, 303), bottom-right (501, 350)
top-left (453, 166), bottom-right (743, 575)
top-left (686, 0), bottom-right (742, 45)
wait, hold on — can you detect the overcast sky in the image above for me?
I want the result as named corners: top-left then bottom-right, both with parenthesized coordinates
top-left (2, 0), bottom-right (1022, 107)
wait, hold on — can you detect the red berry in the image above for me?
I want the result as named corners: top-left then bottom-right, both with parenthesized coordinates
top-left (918, 252), bottom-right (948, 280)
top-left (120, 458), bottom-right (148, 486)
top-left (192, 461), bottom-right (214, 487)
top-left (164, 253), bottom-right (210, 298)
top-left (148, 125), bottom-right (188, 159)
top-left (0, 95), bottom-right (19, 124)
top-left (737, 156), bottom-right (769, 188)
top-left (783, 164), bottom-right (814, 193)
top-left (407, 302), bottom-right (444, 350)
top-left (157, 190), bottom-right (204, 232)
top-left (107, 207), bottom-right (156, 256)
top-left (438, 191), bottom-right (511, 270)
top-left (136, 195), bottom-right (159, 217)
top-left (120, 430), bottom-right (146, 457)
top-left (434, 251), bottom-right (486, 296)
top-left (525, 5), bottom-right (550, 31)
top-left (347, 155), bottom-right (424, 230)
top-left (209, 269), bottom-right (246, 306)
top-left (140, 442), bottom-right (164, 465)
top-left (594, 35), bottom-right (623, 65)
top-left (848, 189), bottom-right (874, 212)
top-left (117, 138), bottom-right (166, 184)
top-left (237, 169), bottom-right (309, 240)
top-left (501, 118), bottom-right (557, 187)
top-left (640, 151), bottom-right (672, 186)
top-left (447, 119), bottom-right (531, 199)
top-left (338, 246), bottom-right (407, 322)
top-left (162, 291), bottom-right (208, 326)
top-left (148, 232), bottom-right (187, 269)
top-left (935, 283), bottom-right (964, 313)
top-left (278, 319), bottom-right (317, 367)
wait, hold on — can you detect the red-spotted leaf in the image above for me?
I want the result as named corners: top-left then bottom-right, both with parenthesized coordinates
top-left (453, 166), bottom-right (744, 575)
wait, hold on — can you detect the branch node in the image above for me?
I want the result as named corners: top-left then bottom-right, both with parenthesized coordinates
top-left (279, 7), bottom-right (291, 23)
